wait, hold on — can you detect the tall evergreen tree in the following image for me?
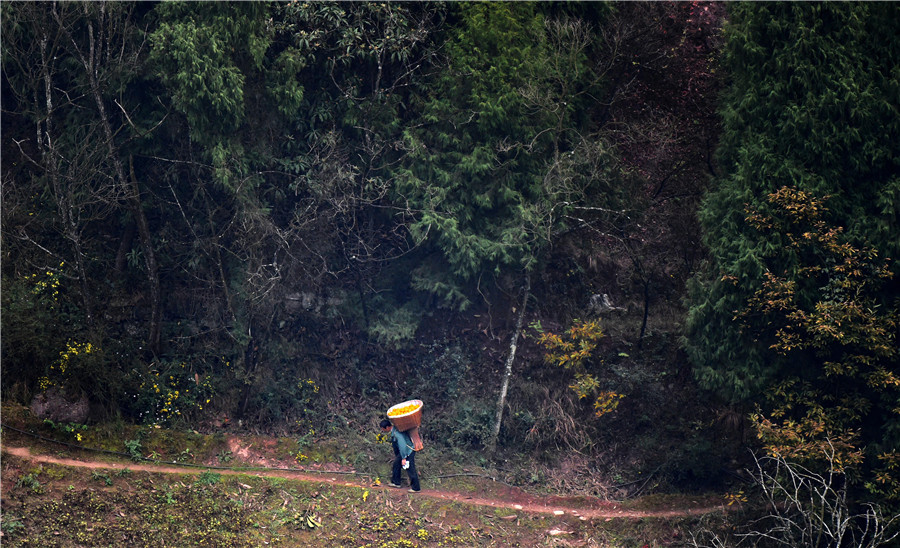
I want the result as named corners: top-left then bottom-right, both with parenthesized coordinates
top-left (686, 2), bottom-right (900, 402)
top-left (685, 2), bottom-right (900, 497)
top-left (393, 3), bottom-right (552, 309)
top-left (390, 4), bottom-right (625, 448)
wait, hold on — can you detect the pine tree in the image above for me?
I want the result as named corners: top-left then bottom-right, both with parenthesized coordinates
top-left (393, 3), bottom-right (552, 309)
top-left (686, 2), bottom-right (900, 403)
top-left (685, 2), bottom-right (900, 499)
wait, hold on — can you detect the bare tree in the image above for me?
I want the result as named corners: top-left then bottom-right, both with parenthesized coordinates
top-left (487, 274), bottom-right (529, 454)
top-left (4, 2), bottom-right (162, 331)
top-left (47, 1), bottom-right (163, 355)
top-left (690, 447), bottom-right (900, 548)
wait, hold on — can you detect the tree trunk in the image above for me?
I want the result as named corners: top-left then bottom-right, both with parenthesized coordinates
top-left (488, 274), bottom-right (530, 454)
top-left (114, 222), bottom-right (135, 275)
top-left (639, 280), bottom-right (650, 343)
top-left (237, 329), bottom-right (259, 419)
top-left (38, 31), bottom-right (94, 325)
top-left (126, 157), bottom-right (162, 355)
top-left (56, 5), bottom-right (163, 355)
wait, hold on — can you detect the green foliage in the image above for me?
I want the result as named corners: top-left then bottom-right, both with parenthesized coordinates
top-left (91, 470), bottom-right (114, 486)
top-left (124, 436), bottom-right (143, 461)
top-left (683, 3), bottom-right (900, 507)
top-left (0, 271), bottom-right (77, 400)
top-left (439, 399), bottom-right (495, 454)
top-left (16, 472), bottom-right (43, 494)
top-left (0, 515), bottom-right (25, 536)
top-left (366, 299), bottom-right (424, 348)
top-left (149, 2), bottom-right (270, 142)
top-left (393, 3), bottom-right (553, 309)
top-left (383, 3), bottom-right (623, 339)
top-left (245, 367), bottom-right (321, 429)
top-left (272, 1), bottom-right (434, 127)
top-left (196, 470), bottom-right (221, 486)
top-left (38, 339), bottom-right (102, 391)
top-left (43, 420), bottom-right (89, 443)
top-left (126, 359), bottom-right (215, 427)
top-left (686, 2), bottom-right (900, 403)
top-left (734, 188), bottom-right (899, 499)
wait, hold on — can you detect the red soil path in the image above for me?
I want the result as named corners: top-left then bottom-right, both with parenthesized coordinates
top-left (3, 445), bottom-right (724, 520)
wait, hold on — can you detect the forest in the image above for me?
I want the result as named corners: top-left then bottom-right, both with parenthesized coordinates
top-left (2, 2), bottom-right (899, 545)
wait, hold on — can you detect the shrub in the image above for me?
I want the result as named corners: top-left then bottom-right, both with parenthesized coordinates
top-left (126, 359), bottom-right (215, 426)
top-left (1, 273), bottom-right (76, 401)
top-left (245, 368), bottom-right (321, 430)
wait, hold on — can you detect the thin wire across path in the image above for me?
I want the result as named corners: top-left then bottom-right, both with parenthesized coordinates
top-left (1, 423), bottom-right (505, 482)
top-left (3, 440), bottom-right (724, 520)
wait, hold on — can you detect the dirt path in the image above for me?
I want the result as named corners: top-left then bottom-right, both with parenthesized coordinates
top-left (3, 445), bottom-right (723, 520)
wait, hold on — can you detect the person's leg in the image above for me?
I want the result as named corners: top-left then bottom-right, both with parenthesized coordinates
top-left (406, 452), bottom-right (420, 491)
top-left (391, 455), bottom-right (403, 487)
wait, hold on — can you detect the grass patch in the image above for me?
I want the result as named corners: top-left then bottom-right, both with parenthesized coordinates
top-left (0, 455), bottom-right (719, 547)
top-left (1, 403), bottom-right (728, 546)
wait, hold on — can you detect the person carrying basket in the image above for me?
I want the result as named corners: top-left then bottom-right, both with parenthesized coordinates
top-left (380, 399), bottom-right (424, 492)
top-left (380, 419), bottom-right (421, 492)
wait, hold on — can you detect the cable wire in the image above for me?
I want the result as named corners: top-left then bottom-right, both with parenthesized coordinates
top-left (0, 422), bottom-right (504, 482)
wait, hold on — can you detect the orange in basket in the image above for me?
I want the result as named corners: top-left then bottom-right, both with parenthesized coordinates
top-left (387, 400), bottom-right (424, 450)
top-left (387, 402), bottom-right (420, 417)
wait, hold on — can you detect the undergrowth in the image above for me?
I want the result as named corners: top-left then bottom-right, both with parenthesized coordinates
top-left (0, 452), bottom-right (709, 547)
top-left (1, 404), bottom-right (726, 547)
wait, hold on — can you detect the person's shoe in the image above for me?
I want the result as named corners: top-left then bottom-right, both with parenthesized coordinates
top-left (408, 488), bottom-right (420, 493)
top-left (389, 483), bottom-right (402, 488)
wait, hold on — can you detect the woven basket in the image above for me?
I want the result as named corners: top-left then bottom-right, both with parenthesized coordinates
top-left (387, 399), bottom-right (423, 432)
top-left (408, 426), bottom-right (424, 451)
